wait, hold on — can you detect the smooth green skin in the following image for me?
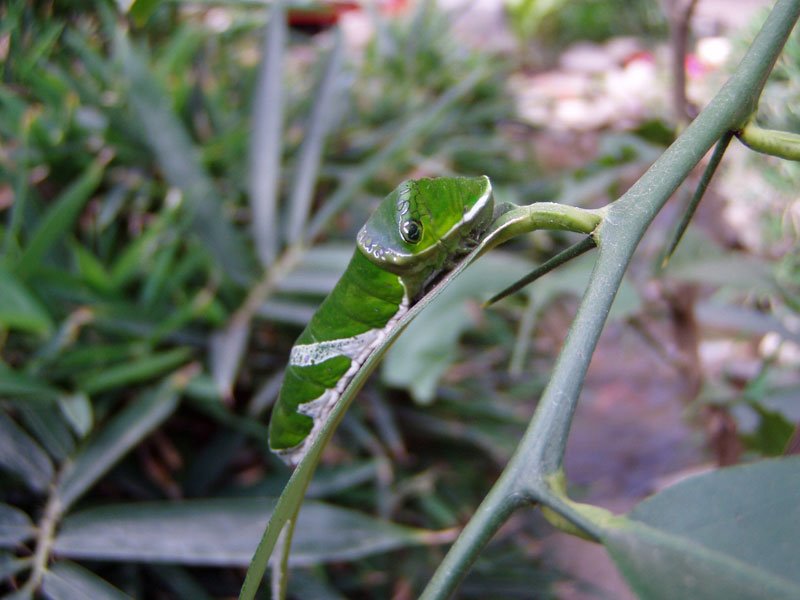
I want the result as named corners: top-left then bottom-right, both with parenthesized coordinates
top-left (268, 176), bottom-right (493, 460)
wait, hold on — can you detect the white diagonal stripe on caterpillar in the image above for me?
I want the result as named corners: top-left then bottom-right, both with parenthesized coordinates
top-left (289, 330), bottom-right (380, 367)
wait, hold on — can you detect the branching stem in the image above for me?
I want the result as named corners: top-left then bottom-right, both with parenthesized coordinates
top-left (421, 2), bottom-right (800, 598)
top-left (737, 120), bottom-right (800, 161)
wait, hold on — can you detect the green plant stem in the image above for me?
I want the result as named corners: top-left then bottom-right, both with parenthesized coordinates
top-left (271, 517), bottom-right (297, 600)
top-left (17, 487), bottom-right (62, 596)
top-left (737, 120), bottom-right (800, 160)
top-left (661, 131), bottom-right (733, 267)
top-left (420, 2), bottom-right (800, 598)
top-left (478, 202), bottom-right (603, 252)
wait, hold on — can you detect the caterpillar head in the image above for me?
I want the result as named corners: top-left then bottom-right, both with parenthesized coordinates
top-left (357, 176), bottom-right (493, 277)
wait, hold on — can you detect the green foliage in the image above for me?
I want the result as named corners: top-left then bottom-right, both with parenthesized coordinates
top-left (0, 0), bottom-right (544, 597)
top-left (602, 457), bottom-right (800, 599)
top-left (1, 0), bottom-right (799, 598)
top-left (505, 0), bottom-right (666, 46)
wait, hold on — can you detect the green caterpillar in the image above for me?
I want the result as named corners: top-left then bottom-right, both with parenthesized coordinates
top-left (268, 176), bottom-right (494, 466)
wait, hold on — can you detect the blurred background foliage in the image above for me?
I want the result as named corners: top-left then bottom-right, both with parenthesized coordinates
top-left (0, 0), bottom-right (798, 597)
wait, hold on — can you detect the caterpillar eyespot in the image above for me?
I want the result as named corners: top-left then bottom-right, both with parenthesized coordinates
top-left (400, 219), bottom-right (423, 244)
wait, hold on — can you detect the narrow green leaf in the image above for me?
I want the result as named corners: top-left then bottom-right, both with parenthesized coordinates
top-left (115, 32), bottom-right (253, 283)
top-left (108, 210), bottom-right (172, 289)
top-left (56, 379), bottom-right (181, 508)
top-left (0, 552), bottom-right (31, 580)
top-left (3, 107), bottom-right (32, 259)
top-left (696, 301), bottom-right (800, 345)
top-left (57, 393), bottom-right (93, 438)
top-left (602, 457), bottom-right (800, 599)
top-left (128, 0), bottom-right (161, 26)
top-left (19, 20), bottom-right (63, 74)
top-left (16, 404), bottom-right (75, 462)
top-left (80, 347), bottom-right (193, 395)
top-left (0, 411), bottom-right (53, 493)
top-left (209, 321), bottom-right (249, 400)
top-left (258, 299), bottom-right (317, 326)
top-left (666, 238), bottom-right (773, 292)
top-left (15, 158), bottom-right (107, 279)
top-left (148, 565), bottom-right (214, 600)
top-left (0, 267), bottom-right (54, 335)
top-left (0, 364), bottom-right (62, 404)
top-left (70, 243), bottom-right (114, 294)
top-left (249, 0), bottom-right (286, 267)
top-left (0, 503), bottom-right (34, 546)
top-left (286, 28), bottom-right (344, 244)
top-left (139, 238), bottom-right (179, 307)
top-left (153, 26), bottom-right (206, 82)
top-left (287, 571), bottom-right (348, 600)
top-left (53, 499), bottom-right (448, 567)
top-left (41, 561), bottom-right (132, 600)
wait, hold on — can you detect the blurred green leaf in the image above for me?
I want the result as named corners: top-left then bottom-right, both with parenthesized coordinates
top-left (57, 393), bottom-right (93, 439)
top-left (0, 503), bottom-right (34, 547)
top-left (752, 383), bottom-right (800, 422)
top-left (107, 208), bottom-right (175, 290)
top-left (508, 251), bottom-right (640, 374)
top-left (384, 252), bottom-right (531, 403)
top-left (114, 32), bottom-right (253, 284)
top-left (305, 460), bottom-right (381, 499)
top-left (147, 565), bottom-right (214, 600)
top-left (41, 561), bottom-right (132, 600)
top-left (0, 267), bottom-right (54, 335)
top-left (128, 0), bottom-right (161, 27)
top-left (80, 347), bottom-right (193, 395)
top-left (16, 404), bottom-right (75, 462)
top-left (0, 411), bottom-right (54, 493)
top-left (288, 571), bottom-right (348, 600)
top-left (741, 404), bottom-right (794, 456)
top-left (0, 551), bottom-right (31, 580)
top-left (696, 301), bottom-right (800, 345)
top-left (139, 238), bottom-right (180, 307)
top-left (209, 321), bottom-right (248, 400)
top-left (286, 28), bottom-right (345, 244)
top-left (0, 364), bottom-right (63, 404)
top-left (249, 0), bottom-right (286, 267)
top-left (667, 237), bottom-right (773, 292)
top-left (70, 242), bottom-right (114, 294)
top-left (306, 66), bottom-right (490, 240)
top-left (16, 21), bottom-right (64, 82)
top-left (53, 498), bottom-right (450, 567)
top-left (15, 158), bottom-right (107, 279)
top-left (602, 457), bottom-right (800, 599)
top-left (506, 0), bottom-right (569, 41)
top-left (57, 379), bottom-right (181, 508)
